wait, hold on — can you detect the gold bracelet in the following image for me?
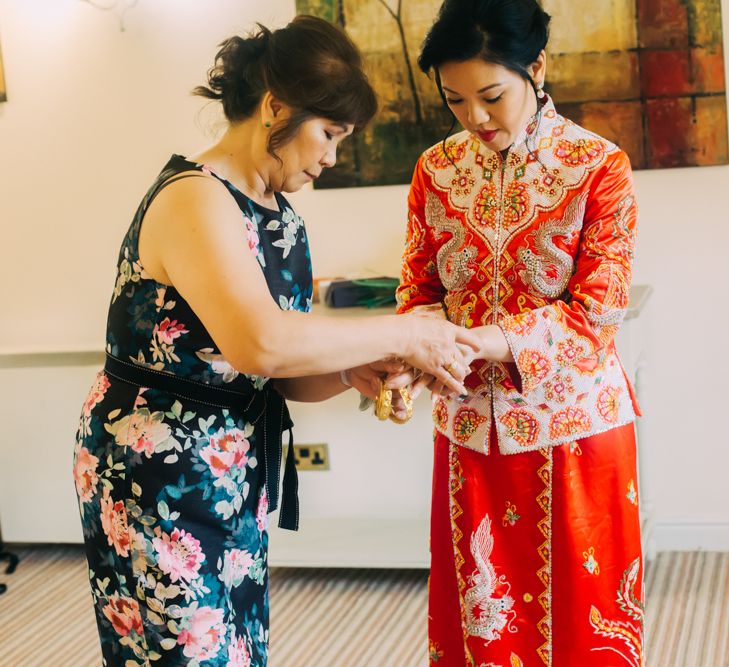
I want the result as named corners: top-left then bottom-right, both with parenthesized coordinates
top-left (374, 380), bottom-right (393, 421)
top-left (389, 386), bottom-right (414, 424)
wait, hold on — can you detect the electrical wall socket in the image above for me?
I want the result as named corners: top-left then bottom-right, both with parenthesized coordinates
top-left (290, 443), bottom-right (330, 471)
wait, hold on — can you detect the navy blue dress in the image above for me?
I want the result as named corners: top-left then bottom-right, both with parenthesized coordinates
top-left (73, 155), bottom-right (312, 666)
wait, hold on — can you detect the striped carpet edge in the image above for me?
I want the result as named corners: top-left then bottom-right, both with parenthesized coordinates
top-left (0, 547), bottom-right (727, 666)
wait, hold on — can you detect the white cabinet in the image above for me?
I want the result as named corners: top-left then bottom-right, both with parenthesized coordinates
top-left (614, 285), bottom-right (655, 560)
top-left (269, 390), bottom-right (435, 568)
top-left (0, 351), bottom-right (103, 544)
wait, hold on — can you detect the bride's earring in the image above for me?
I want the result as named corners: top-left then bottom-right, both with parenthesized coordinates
top-left (536, 82), bottom-right (546, 99)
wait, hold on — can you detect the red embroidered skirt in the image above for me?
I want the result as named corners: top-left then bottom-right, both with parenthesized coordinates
top-left (428, 423), bottom-right (644, 666)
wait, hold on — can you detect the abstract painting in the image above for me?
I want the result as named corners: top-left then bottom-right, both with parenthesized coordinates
top-left (546, 0), bottom-right (727, 169)
top-left (295, 0), bottom-right (728, 187)
top-left (0, 39), bottom-right (6, 103)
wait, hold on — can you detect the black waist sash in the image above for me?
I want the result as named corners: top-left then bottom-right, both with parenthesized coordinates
top-left (103, 353), bottom-right (299, 531)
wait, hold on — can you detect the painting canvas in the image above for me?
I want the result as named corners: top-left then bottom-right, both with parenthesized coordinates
top-left (0, 39), bottom-right (6, 103)
top-left (295, 0), bottom-right (728, 187)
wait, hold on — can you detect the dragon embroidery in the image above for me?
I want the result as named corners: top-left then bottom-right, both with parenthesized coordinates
top-left (589, 557), bottom-right (644, 666)
top-left (425, 191), bottom-right (477, 292)
top-left (464, 515), bottom-right (517, 643)
top-left (518, 192), bottom-right (588, 298)
top-left (579, 195), bottom-right (635, 330)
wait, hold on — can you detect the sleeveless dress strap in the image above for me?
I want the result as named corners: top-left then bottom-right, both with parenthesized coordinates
top-left (141, 171), bottom-right (215, 217)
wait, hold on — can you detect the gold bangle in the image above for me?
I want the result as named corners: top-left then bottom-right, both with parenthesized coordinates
top-left (389, 386), bottom-right (414, 424)
top-left (374, 380), bottom-right (393, 421)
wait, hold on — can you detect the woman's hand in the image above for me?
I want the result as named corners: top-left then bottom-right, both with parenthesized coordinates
top-left (382, 338), bottom-right (477, 417)
top-left (405, 327), bottom-right (511, 399)
top-left (399, 314), bottom-right (482, 395)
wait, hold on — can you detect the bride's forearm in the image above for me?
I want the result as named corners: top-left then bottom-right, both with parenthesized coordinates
top-left (471, 325), bottom-right (514, 363)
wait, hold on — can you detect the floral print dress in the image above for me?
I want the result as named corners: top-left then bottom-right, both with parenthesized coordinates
top-left (73, 155), bottom-right (312, 666)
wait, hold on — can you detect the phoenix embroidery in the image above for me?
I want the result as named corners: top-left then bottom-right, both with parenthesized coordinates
top-left (465, 515), bottom-right (517, 643)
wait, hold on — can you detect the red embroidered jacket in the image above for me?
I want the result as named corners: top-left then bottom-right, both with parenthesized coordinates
top-left (396, 98), bottom-right (639, 455)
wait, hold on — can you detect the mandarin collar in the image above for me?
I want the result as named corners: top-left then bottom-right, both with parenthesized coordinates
top-left (470, 94), bottom-right (559, 160)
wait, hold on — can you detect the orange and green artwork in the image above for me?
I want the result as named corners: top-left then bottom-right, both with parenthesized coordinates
top-left (546, 0), bottom-right (727, 169)
top-left (0, 39), bottom-right (6, 103)
top-left (296, 0), bottom-right (728, 187)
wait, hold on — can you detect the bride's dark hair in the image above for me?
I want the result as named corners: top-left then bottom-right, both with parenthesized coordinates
top-left (418, 0), bottom-right (551, 96)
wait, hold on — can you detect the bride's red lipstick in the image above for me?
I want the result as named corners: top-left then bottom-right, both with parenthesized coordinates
top-left (478, 129), bottom-right (499, 142)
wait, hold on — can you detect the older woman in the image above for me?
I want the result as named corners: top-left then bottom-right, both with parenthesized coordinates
top-left (394, 0), bottom-right (644, 664)
top-left (73, 15), bottom-right (479, 666)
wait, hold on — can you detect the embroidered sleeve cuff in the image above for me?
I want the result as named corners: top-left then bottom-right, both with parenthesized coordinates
top-left (499, 306), bottom-right (596, 396)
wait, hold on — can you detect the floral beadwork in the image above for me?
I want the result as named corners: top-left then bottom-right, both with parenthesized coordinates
top-left (472, 182), bottom-right (499, 228)
top-left (501, 310), bottom-right (538, 337)
top-left (517, 349), bottom-right (552, 393)
top-left (549, 406), bottom-right (593, 440)
top-left (555, 337), bottom-right (590, 368)
top-left (503, 181), bottom-right (531, 227)
top-left (453, 407), bottom-right (487, 444)
top-left (499, 409), bottom-right (540, 447)
top-left (451, 167), bottom-right (476, 198)
top-left (434, 399), bottom-right (449, 431)
top-left (426, 140), bottom-right (468, 170)
top-left (554, 138), bottom-right (606, 167)
top-left (544, 374), bottom-right (576, 404)
top-left (597, 385), bottom-right (623, 424)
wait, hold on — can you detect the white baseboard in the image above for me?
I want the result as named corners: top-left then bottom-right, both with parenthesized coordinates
top-left (268, 517), bottom-right (430, 568)
top-left (652, 522), bottom-right (729, 552)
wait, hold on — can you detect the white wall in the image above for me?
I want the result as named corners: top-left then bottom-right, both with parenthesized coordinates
top-left (0, 0), bottom-right (296, 351)
top-left (0, 0), bottom-right (728, 549)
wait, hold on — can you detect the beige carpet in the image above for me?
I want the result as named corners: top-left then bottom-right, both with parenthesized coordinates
top-left (0, 546), bottom-right (727, 666)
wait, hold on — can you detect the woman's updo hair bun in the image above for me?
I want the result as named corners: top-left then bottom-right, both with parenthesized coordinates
top-left (194, 16), bottom-right (378, 157)
top-left (194, 29), bottom-right (271, 122)
top-left (418, 0), bottom-right (551, 85)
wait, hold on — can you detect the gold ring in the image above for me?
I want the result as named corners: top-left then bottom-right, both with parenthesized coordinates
top-left (389, 386), bottom-right (414, 425)
top-left (444, 357), bottom-right (459, 375)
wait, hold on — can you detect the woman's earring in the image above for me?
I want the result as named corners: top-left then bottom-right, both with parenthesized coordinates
top-left (536, 83), bottom-right (546, 100)
top-left (264, 122), bottom-right (271, 128)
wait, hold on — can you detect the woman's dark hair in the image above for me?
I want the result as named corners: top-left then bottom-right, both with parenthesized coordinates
top-left (419, 0), bottom-right (551, 100)
top-left (194, 15), bottom-right (377, 159)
